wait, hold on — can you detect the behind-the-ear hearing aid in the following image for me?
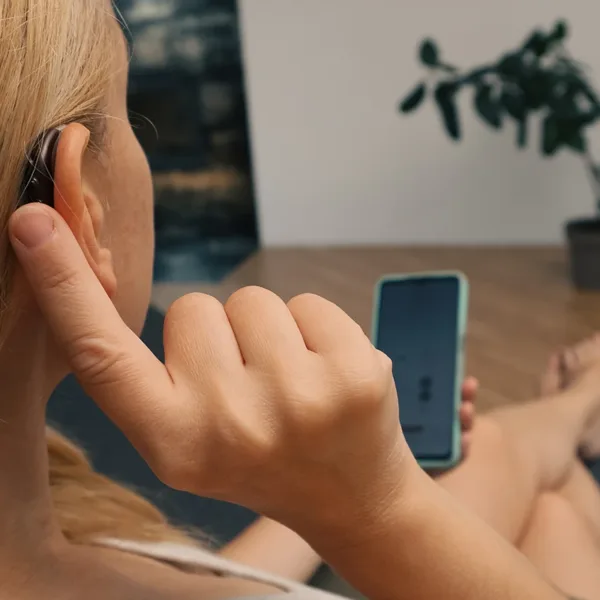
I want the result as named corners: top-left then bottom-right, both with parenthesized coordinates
top-left (20, 127), bottom-right (64, 208)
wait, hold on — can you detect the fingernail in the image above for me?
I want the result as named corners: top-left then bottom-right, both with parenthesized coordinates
top-left (11, 207), bottom-right (55, 248)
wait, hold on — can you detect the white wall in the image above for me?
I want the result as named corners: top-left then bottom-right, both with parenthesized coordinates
top-left (239, 0), bottom-right (600, 245)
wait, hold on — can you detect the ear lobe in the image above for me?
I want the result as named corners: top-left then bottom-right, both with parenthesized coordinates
top-left (53, 123), bottom-right (117, 299)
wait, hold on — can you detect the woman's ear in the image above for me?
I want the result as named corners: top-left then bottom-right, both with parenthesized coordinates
top-left (53, 123), bottom-right (117, 299)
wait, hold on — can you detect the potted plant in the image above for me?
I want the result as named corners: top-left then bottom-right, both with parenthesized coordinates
top-left (399, 20), bottom-right (600, 289)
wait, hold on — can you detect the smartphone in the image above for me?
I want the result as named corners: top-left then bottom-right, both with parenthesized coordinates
top-left (372, 272), bottom-right (469, 470)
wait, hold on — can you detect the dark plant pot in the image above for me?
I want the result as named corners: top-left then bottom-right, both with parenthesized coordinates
top-left (566, 218), bottom-right (600, 290)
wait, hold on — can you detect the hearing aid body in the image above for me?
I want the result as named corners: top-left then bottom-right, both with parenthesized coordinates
top-left (20, 128), bottom-right (63, 208)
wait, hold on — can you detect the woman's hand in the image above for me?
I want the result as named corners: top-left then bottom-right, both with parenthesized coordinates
top-left (9, 205), bottom-right (407, 536)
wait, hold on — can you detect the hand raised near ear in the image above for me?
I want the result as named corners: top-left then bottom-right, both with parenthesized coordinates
top-left (10, 204), bottom-right (406, 535)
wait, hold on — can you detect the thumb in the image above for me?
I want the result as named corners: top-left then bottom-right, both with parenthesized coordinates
top-left (9, 204), bottom-right (175, 452)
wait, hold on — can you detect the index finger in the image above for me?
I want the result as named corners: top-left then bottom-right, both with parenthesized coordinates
top-left (9, 204), bottom-right (175, 453)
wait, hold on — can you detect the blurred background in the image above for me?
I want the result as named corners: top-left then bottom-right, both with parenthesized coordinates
top-left (239, 0), bottom-right (600, 247)
top-left (117, 0), bottom-right (257, 283)
top-left (115, 0), bottom-right (600, 271)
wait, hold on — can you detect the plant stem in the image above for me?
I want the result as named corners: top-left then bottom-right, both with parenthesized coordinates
top-left (583, 147), bottom-right (600, 213)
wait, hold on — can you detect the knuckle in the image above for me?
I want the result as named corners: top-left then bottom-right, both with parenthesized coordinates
top-left (40, 264), bottom-right (79, 293)
top-left (169, 293), bottom-right (221, 319)
top-left (288, 292), bottom-right (320, 306)
top-left (377, 350), bottom-right (394, 372)
top-left (67, 333), bottom-right (128, 386)
top-left (287, 293), bottom-right (324, 314)
top-left (332, 357), bottom-right (389, 409)
top-left (357, 371), bottom-right (389, 403)
top-left (226, 286), bottom-right (275, 312)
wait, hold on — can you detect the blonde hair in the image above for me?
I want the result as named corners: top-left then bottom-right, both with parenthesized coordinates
top-left (0, 1), bottom-right (194, 546)
top-left (47, 428), bottom-right (194, 545)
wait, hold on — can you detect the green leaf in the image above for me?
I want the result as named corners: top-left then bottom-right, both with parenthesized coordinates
top-left (580, 83), bottom-right (600, 111)
top-left (419, 39), bottom-right (439, 67)
top-left (399, 83), bottom-right (427, 113)
top-left (474, 83), bottom-right (502, 129)
top-left (576, 108), bottom-right (600, 127)
top-left (522, 70), bottom-right (550, 110)
top-left (551, 20), bottom-right (568, 42)
top-left (565, 131), bottom-right (586, 153)
top-left (548, 81), bottom-right (582, 119)
top-left (502, 89), bottom-right (527, 120)
top-left (516, 116), bottom-right (528, 148)
top-left (523, 30), bottom-right (548, 57)
top-left (434, 82), bottom-right (461, 140)
top-left (497, 53), bottom-right (524, 79)
top-left (542, 115), bottom-right (561, 155)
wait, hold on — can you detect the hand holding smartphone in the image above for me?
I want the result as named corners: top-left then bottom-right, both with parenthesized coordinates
top-left (372, 272), bottom-right (469, 470)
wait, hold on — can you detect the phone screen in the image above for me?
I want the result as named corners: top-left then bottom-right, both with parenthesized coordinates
top-left (375, 276), bottom-right (461, 461)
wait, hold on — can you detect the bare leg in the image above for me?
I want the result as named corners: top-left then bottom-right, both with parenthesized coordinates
top-left (436, 338), bottom-right (600, 544)
top-left (556, 460), bottom-right (600, 546)
top-left (437, 391), bottom-right (594, 543)
top-left (519, 492), bottom-right (600, 599)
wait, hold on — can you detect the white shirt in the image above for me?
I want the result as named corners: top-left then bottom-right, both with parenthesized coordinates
top-left (98, 538), bottom-right (347, 600)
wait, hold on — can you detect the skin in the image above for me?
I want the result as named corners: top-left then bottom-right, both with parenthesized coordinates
top-left (218, 378), bottom-right (478, 583)
top-left (0, 8), bottom-right (570, 600)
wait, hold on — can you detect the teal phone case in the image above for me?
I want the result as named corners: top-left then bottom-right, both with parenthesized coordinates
top-left (372, 271), bottom-right (469, 471)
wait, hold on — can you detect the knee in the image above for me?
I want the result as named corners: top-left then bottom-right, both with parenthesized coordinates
top-left (530, 493), bottom-right (580, 532)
